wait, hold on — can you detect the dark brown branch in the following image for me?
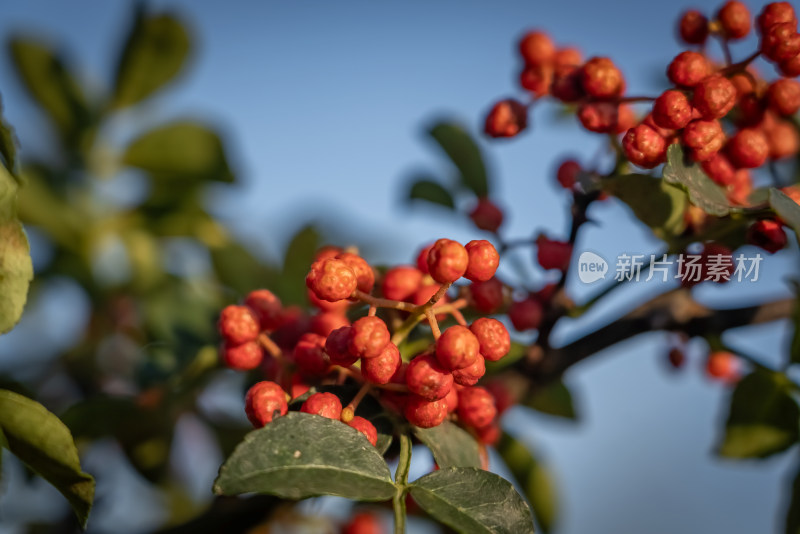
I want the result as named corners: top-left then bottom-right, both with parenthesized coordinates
top-left (518, 288), bottom-right (794, 383)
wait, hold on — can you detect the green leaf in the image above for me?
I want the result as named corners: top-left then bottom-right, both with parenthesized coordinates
top-left (213, 412), bottom-right (395, 501)
top-left (770, 188), bottom-right (800, 244)
top-left (524, 380), bottom-right (577, 420)
top-left (209, 242), bottom-right (279, 297)
top-left (429, 122), bottom-right (489, 197)
top-left (7, 36), bottom-right (90, 140)
top-left (279, 225), bottom-right (320, 305)
top-left (0, 164), bottom-right (33, 334)
top-left (408, 177), bottom-right (455, 209)
top-left (123, 122), bottom-right (234, 182)
top-left (0, 95), bottom-right (19, 178)
top-left (717, 369), bottom-right (800, 459)
top-left (497, 433), bottom-right (558, 533)
top-left (112, 9), bottom-right (191, 109)
top-left (601, 173), bottom-right (687, 239)
top-left (0, 390), bottom-right (95, 528)
top-left (408, 467), bottom-right (535, 534)
top-left (786, 462), bottom-right (800, 534)
top-left (662, 144), bottom-right (731, 217)
top-left (413, 421), bottom-right (481, 468)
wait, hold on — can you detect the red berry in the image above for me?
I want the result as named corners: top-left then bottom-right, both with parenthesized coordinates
top-left (667, 51), bottom-right (711, 87)
top-left (758, 2), bottom-right (798, 34)
top-left (551, 64), bottom-right (585, 103)
top-left (301, 392), bottom-right (343, 419)
top-left (218, 305), bottom-right (260, 346)
top-left (270, 305), bottom-right (312, 351)
top-left (457, 386), bottom-right (497, 429)
top-left (404, 395), bottom-right (448, 428)
top-left (780, 53), bottom-right (800, 76)
top-left (653, 90), bottom-right (693, 130)
top-left (464, 240), bottom-right (500, 282)
top-left (764, 119), bottom-right (800, 159)
top-left (705, 351), bottom-right (739, 383)
top-left (381, 266), bottom-right (423, 301)
top-left (577, 102), bottom-right (621, 134)
top-left (580, 57), bottom-right (625, 99)
top-left (717, 1), bottom-right (751, 39)
top-left (410, 283), bottom-right (447, 309)
top-left (452, 354), bottom-right (486, 387)
top-left (667, 348), bottom-right (686, 369)
top-left (307, 287), bottom-right (350, 314)
top-left (682, 119), bottom-right (726, 161)
top-left (508, 296), bottom-right (543, 332)
top-left (470, 198), bottom-right (504, 232)
top-left (556, 159), bottom-right (581, 189)
top-left (244, 289), bottom-right (282, 331)
top-left (335, 252), bottom-right (375, 295)
top-left (416, 244), bottom-right (434, 274)
top-left (518, 30), bottom-right (555, 66)
top-left (325, 326), bottom-right (358, 367)
top-left (362, 342), bottom-right (401, 384)
top-left (221, 341), bottom-right (263, 371)
top-left (519, 63), bottom-right (553, 97)
top-left (701, 153), bottom-right (736, 185)
top-left (469, 277), bottom-right (504, 314)
top-left (693, 75), bottom-right (737, 120)
top-left (245, 381), bottom-right (288, 427)
top-left (436, 325), bottom-right (481, 371)
top-left (427, 239), bottom-right (469, 284)
top-left (767, 79), bottom-right (800, 116)
top-left (306, 258), bottom-right (358, 302)
top-left (747, 219), bottom-right (787, 253)
top-left (484, 99), bottom-right (528, 138)
top-left (679, 10), bottom-right (709, 44)
top-left (727, 169), bottom-right (753, 206)
top-left (726, 128), bottom-right (769, 168)
top-left (348, 316), bottom-right (390, 359)
top-left (622, 124), bottom-right (668, 169)
top-left (346, 417), bottom-right (379, 447)
top-left (444, 386), bottom-right (459, 413)
top-left (406, 354), bottom-right (454, 401)
top-left (342, 512), bottom-right (384, 534)
top-left (476, 422), bottom-right (502, 446)
top-left (485, 380), bottom-right (516, 415)
top-left (294, 332), bottom-right (331, 376)
top-left (643, 113), bottom-right (677, 142)
top-left (314, 245), bottom-right (342, 262)
top-left (614, 104), bottom-right (637, 134)
top-left (469, 318), bottom-right (511, 362)
top-left (762, 23), bottom-right (800, 62)
top-left (310, 311), bottom-right (350, 337)
top-left (536, 235), bottom-right (572, 271)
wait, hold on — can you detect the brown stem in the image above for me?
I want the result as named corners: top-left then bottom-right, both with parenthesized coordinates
top-left (426, 308), bottom-right (441, 339)
top-left (354, 290), bottom-right (417, 312)
top-left (258, 333), bottom-right (282, 359)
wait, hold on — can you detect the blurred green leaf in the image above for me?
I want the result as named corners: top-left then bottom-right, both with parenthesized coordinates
top-left (770, 188), bottom-right (800, 245)
top-left (112, 9), bottom-right (190, 109)
top-left (123, 122), bottom-right (234, 182)
top-left (717, 369), bottom-right (800, 459)
top-left (0, 95), bottom-right (19, 178)
top-left (0, 390), bottom-right (95, 528)
top-left (429, 122), bottom-right (489, 197)
top-left (280, 225), bottom-right (319, 305)
top-left (7, 36), bottom-right (91, 142)
top-left (408, 177), bottom-right (455, 209)
top-left (210, 242), bottom-right (278, 297)
top-left (413, 421), bottom-right (481, 468)
top-left (524, 380), bottom-right (577, 420)
top-left (662, 144), bottom-right (731, 217)
top-left (0, 164), bottom-right (33, 334)
top-left (602, 173), bottom-right (687, 239)
top-left (497, 432), bottom-right (558, 533)
top-left (408, 467), bottom-right (535, 534)
top-left (213, 412), bottom-right (396, 501)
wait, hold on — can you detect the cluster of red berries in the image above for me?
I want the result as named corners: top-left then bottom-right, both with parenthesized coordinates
top-left (666, 344), bottom-right (741, 384)
top-left (216, 238), bottom-right (516, 447)
top-left (485, 2), bottom-right (800, 240)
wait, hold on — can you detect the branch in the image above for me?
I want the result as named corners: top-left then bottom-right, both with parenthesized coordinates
top-left (518, 288), bottom-right (794, 383)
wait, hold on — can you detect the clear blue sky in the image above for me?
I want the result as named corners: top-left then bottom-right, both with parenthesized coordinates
top-left (0, 1), bottom-right (797, 533)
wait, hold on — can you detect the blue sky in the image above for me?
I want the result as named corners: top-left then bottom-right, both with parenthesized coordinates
top-left (1, 1), bottom-right (798, 533)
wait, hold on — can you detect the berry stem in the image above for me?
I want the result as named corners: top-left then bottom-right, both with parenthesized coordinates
top-left (451, 308), bottom-right (468, 326)
top-left (393, 433), bottom-right (412, 534)
top-left (346, 382), bottom-right (372, 412)
top-left (427, 282), bottom-right (451, 307)
top-left (425, 308), bottom-right (441, 339)
top-left (714, 33), bottom-right (733, 66)
top-left (368, 305), bottom-right (377, 316)
top-left (354, 290), bottom-right (418, 312)
top-left (719, 50), bottom-right (761, 75)
top-left (257, 333), bottom-right (282, 359)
